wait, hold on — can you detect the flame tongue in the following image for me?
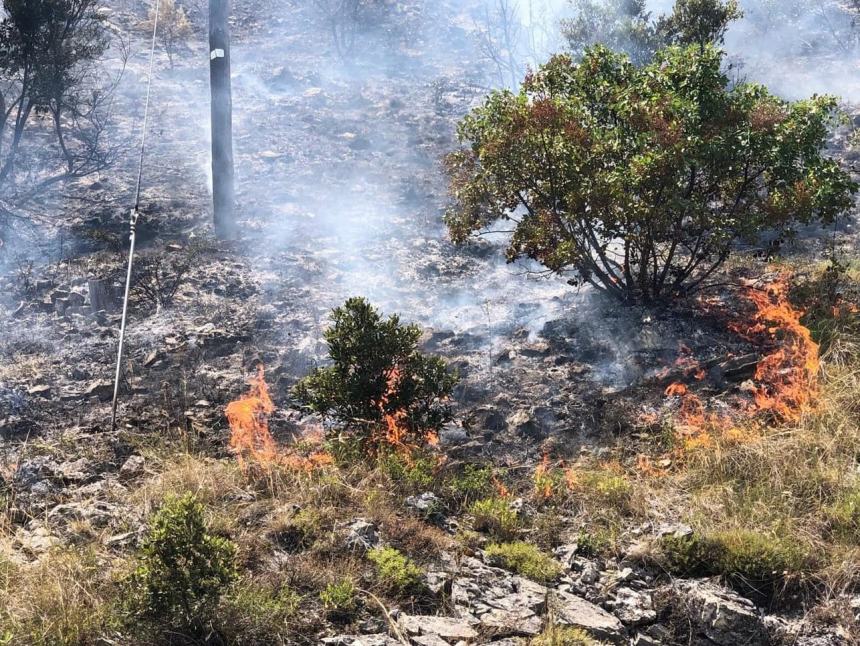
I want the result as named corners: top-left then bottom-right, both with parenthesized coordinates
top-left (745, 280), bottom-right (819, 421)
top-left (226, 365), bottom-right (277, 467)
top-left (226, 365), bottom-right (332, 471)
top-left (657, 276), bottom-right (820, 457)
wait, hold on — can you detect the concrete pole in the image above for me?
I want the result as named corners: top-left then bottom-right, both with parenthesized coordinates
top-left (209, 0), bottom-right (235, 239)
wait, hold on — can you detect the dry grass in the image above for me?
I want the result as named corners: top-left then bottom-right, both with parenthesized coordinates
top-left (650, 325), bottom-right (860, 603)
top-left (0, 547), bottom-right (120, 646)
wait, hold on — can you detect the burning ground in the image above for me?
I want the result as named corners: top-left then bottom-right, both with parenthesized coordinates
top-left (2, 0), bottom-right (860, 644)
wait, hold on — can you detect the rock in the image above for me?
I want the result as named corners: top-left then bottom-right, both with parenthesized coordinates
top-left (480, 606), bottom-right (543, 636)
top-left (411, 635), bottom-right (451, 646)
top-left (506, 409), bottom-right (542, 439)
top-left (55, 458), bottom-right (93, 482)
top-left (470, 406), bottom-right (506, 432)
top-left (550, 590), bottom-right (626, 643)
top-left (320, 635), bottom-right (401, 646)
top-left (119, 455), bottom-right (145, 480)
top-left (612, 588), bottom-right (656, 626)
top-left (670, 580), bottom-right (766, 646)
top-left (398, 614), bottom-right (478, 641)
top-left (345, 519), bottom-right (379, 551)
top-left (17, 525), bottom-right (61, 554)
top-left (84, 381), bottom-right (114, 402)
top-left (423, 571), bottom-right (450, 595)
top-left (578, 560), bottom-right (601, 585)
top-left (405, 492), bottom-right (442, 517)
top-left (26, 384), bottom-right (52, 398)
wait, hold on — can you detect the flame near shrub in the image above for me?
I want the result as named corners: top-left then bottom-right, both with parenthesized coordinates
top-left (292, 297), bottom-right (458, 452)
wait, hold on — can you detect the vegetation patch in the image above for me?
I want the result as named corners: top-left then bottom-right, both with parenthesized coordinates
top-left (485, 541), bottom-right (563, 583)
top-left (367, 546), bottom-right (424, 594)
top-left (469, 497), bottom-right (520, 539)
top-left (129, 493), bottom-right (237, 628)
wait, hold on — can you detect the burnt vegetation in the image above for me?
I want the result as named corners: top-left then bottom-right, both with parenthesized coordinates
top-left (0, 0), bottom-right (860, 645)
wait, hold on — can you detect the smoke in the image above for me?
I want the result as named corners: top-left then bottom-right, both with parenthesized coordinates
top-left (3, 0), bottom-right (858, 392)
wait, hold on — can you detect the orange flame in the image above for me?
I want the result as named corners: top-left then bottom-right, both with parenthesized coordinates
top-left (658, 276), bottom-right (820, 457)
top-left (226, 365), bottom-right (277, 468)
top-left (744, 279), bottom-right (819, 421)
top-left (226, 366), bottom-right (332, 472)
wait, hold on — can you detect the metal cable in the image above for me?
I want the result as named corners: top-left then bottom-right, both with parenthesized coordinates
top-left (111, 0), bottom-right (161, 431)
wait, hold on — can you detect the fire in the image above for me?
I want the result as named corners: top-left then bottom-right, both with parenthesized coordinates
top-left (226, 366), bottom-right (332, 472)
top-left (664, 382), bottom-right (687, 397)
top-left (742, 279), bottom-right (820, 421)
top-left (375, 365), bottom-right (442, 456)
top-left (657, 276), bottom-right (820, 458)
top-left (226, 365), bottom-right (277, 468)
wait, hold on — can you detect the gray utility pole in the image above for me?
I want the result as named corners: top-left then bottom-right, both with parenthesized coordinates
top-left (209, 0), bottom-right (235, 239)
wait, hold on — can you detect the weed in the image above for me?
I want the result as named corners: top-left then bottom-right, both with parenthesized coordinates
top-left (485, 541), bottom-right (563, 583)
top-left (367, 547), bottom-right (423, 594)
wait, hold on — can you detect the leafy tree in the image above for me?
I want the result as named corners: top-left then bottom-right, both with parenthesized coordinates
top-left (445, 46), bottom-right (857, 304)
top-left (564, 0), bottom-right (742, 64)
top-left (293, 297), bottom-right (457, 449)
top-left (657, 0), bottom-right (742, 49)
top-left (131, 493), bottom-right (237, 628)
top-left (563, 0), bottom-right (659, 65)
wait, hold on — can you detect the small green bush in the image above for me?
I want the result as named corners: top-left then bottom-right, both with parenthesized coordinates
top-left (485, 541), bottom-right (563, 583)
top-left (293, 297), bottom-right (458, 449)
top-left (827, 489), bottom-right (860, 539)
top-left (379, 450), bottom-right (436, 490)
top-left (130, 493), bottom-right (237, 627)
top-left (319, 579), bottom-right (357, 617)
top-left (469, 497), bottom-right (519, 538)
top-left (531, 624), bottom-right (606, 645)
top-left (367, 547), bottom-right (423, 593)
top-left (447, 464), bottom-right (494, 504)
top-left (575, 529), bottom-right (613, 557)
top-left (660, 529), bottom-right (813, 598)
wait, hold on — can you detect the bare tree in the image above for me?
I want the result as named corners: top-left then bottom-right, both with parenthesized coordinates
top-left (143, 0), bottom-right (193, 69)
top-left (475, 0), bottom-right (524, 88)
top-left (0, 0), bottom-right (124, 217)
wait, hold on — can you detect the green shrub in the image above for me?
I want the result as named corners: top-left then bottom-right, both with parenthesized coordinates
top-left (660, 529), bottom-right (813, 598)
top-left (485, 541), bottom-right (563, 583)
top-left (469, 497), bottom-right (519, 539)
top-left (293, 297), bottom-right (458, 449)
top-left (319, 579), bottom-right (357, 617)
top-left (379, 450), bottom-right (436, 490)
top-left (445, 44), bottom-right (857, 305)
top-left (827, 489), bottom-right (860, 540)
top-left (447, 464), bottom-right (494, 504)
top-left (217, 580), bottom-right (300, 644)
top-left (531, 624), bottom-right (606, 645)
top-left (130, 493), bottom-right (237, 627)
top-left (575, 529), bottom-right (613, 557)
top-left (367, 547), bottom-right (423, 593)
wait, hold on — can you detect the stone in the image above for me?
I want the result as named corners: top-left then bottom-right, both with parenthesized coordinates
top-left (411, 635), bottom-right (451, 646)
top-left (26, 384), bottom-right (52, 398)
top-left (398, 615), bottom-right (478, 640)
top-left (84, 381), bottom-right (114, 402)
top-left (612, 588), bottom-right (656, 626)
top-left (671, 580), bottom-right (765, 646)
top-left (405, 492), bottom-right (442, 516)
top-left (506, 409), bottom-right (542, 439)
top-left (551, 590), bottom-right (626, 643)
top-left (345, 519), bottom-right (379, 551)
top-left (480, 606), bottom-right (543, 636)
top-left (320, 635), bottom-right (401, 646)
top-left (119, 455), bottom-right (145, 480)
